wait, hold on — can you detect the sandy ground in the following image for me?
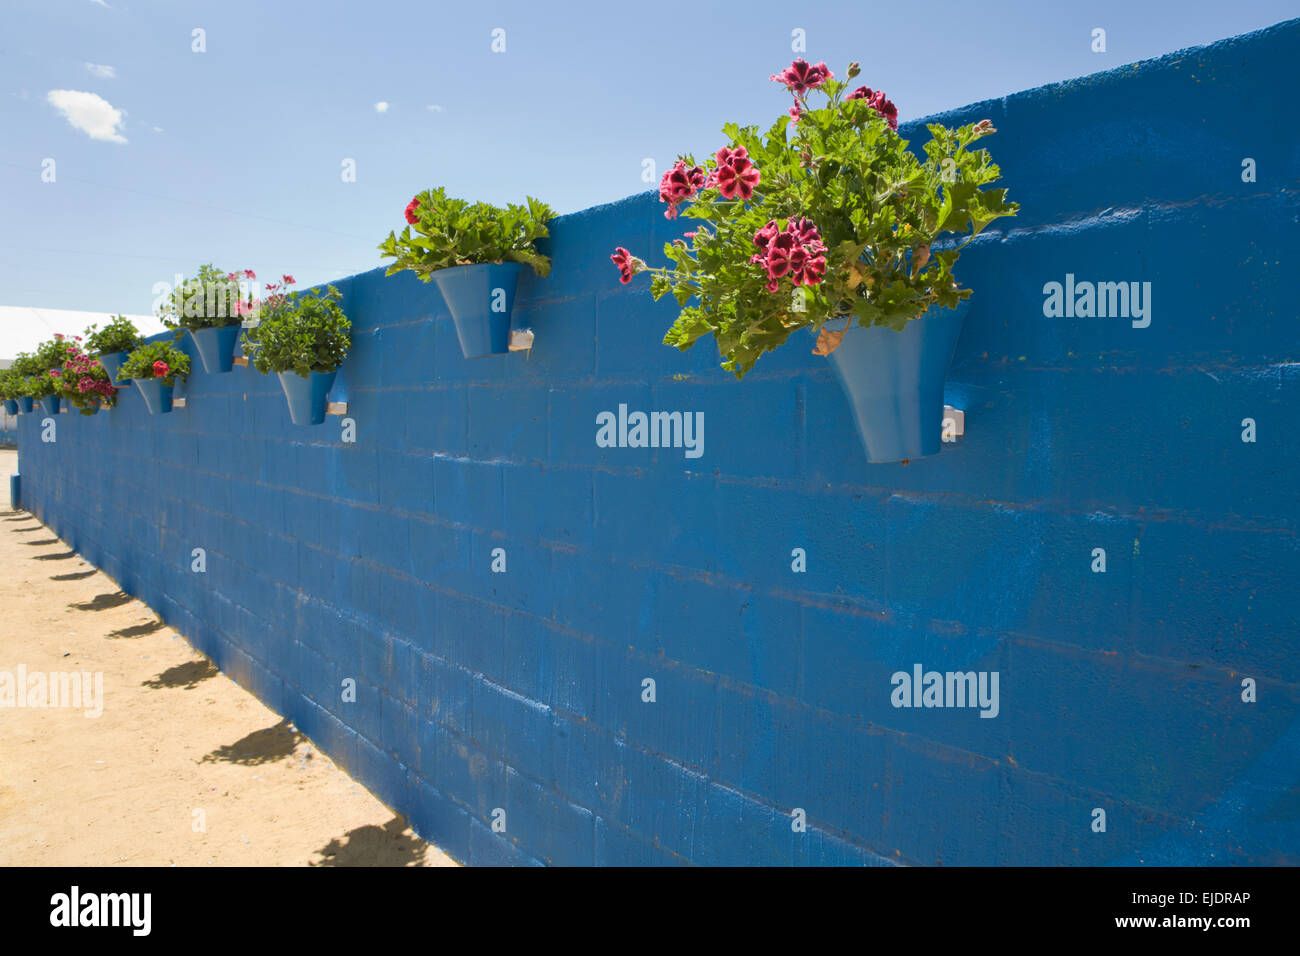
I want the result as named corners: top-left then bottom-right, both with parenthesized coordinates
top-left (0, 447), bottom-right (456, 866)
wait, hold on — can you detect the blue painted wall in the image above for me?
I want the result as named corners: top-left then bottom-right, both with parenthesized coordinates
top-left (15, 20), bottom-right (1299, 865)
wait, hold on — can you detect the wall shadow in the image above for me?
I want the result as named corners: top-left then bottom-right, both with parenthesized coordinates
top-left (51, 570), bottom-right (96, 581)
top-left (109, 620), bottom-right (165, 639)
top-left (310, 815), bottom-right (429, 867)
top-left (142, 659), bottom-right (218, 690)
top-left (70, 591), bottom-right (132, 611)
top-left (200, 718), bottom-right (305, 767)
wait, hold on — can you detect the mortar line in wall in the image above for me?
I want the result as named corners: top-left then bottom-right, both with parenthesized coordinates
top-left (117, 436), bottom-right (1300, 545)
top-left (996, 188), bottom-right (1297, 243)
top-left (109, 421), bottom-right (1300, 537)
top-left (35, 401), bottom-right (1296, 537)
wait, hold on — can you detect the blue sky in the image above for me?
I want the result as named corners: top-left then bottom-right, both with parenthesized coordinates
top-left (1, 0), bottom-right (1296, 320)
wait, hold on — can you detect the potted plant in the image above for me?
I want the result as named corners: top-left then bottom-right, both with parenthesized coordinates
top-left (0, 368), bottom-right (21, 415)
top-left (28, 336), bottom-right (81, 415)
top-left (85, 314), bottom-right (144, 382)
top-left (55, 340), bottom-right (120, 415)
top-left (611, 59), bottom-right (1017, 462)
top-left (3, 353), bottom-right (43, 413)
top-left (240, 277), bottom-right (351, 425)
top-left (378, 188), bottom-right (554, 357)
top-left (119, 341), bottom-right (191, 415)
top-left (159, 265), bottom-right (255, 373)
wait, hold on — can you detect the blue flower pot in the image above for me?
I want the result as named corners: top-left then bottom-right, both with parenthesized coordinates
top-left (133, 378), bottom-right (174, 415)
top-left (16, 396), bottom-right (33, 414)
top-left (97, 351), bottom-right (127, 382)
top-left (38, 395), bottom-right (60, 416)
top-left (432, 262), bottom-right (523, 358)
top-left (189, 325), bottom-right (242, 374)
top-left (2, 399), bottom-right (17, 415)
top-left (277, 369), bottom-right (337, 426)
top-left (822, 300), bottom-right (970, 463)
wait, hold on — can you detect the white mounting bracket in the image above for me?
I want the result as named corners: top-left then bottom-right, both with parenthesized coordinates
top-left (508, 328), bottom-right (535, 351)
top-left (942, 405), bottom-right (964, 443)
top-left (326, 402), bottom-right (348, 416)
top-left (174, 398), bottom-right (187, 408)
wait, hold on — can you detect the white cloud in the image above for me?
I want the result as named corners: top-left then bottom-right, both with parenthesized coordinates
top-left (426, 104), bottom-right (444, 112)
top-left (46, 89), bottom-right (127, 144)
top-left (152, 126), bottom-right (163, 133)
top-left (84, 63), bottom-right (117, 79)
top-left (89, 0), bottom-right (111, 8)
top-left (374, 101), bottom-right (389, 113)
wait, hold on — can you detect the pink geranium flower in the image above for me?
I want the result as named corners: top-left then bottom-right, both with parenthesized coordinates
top-left (750, 217), bottom-right (828, 290)
top-left (715, 157), bottom-right (760, 200)
top-left (610, 247), bottom-right (643, 284)
top-left (658, 160), bottom-right (707, 219)
top-left (712, 146), bottom-right (761, 201)
top-left (848, 86), bottom-right (898, 130)
top-left (769, 59), bottom-right (832, 95)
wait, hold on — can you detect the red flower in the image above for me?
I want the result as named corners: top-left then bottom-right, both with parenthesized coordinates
top-left (152, 360), bottom-right (170, 378)
top-left (405, 198), bottom-right (421, 224)
top-left (610, 247), bottom-right (643, 285)
top-left (769, 59), bottom-right (832, 95)
top-left (714, 151), bottom-right (761, 200)
top-left (750, 217), bottom-right (827, 290)
top-left (243, 269), bottom-right (256, 279)
top-left (848, 86), bottom-right (898, 130)
top-left (282, 274), bottom-right (296, 284)
top-left (658, 161), bottom-right (707, 219)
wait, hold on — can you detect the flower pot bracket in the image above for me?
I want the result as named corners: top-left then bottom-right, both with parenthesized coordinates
top-left (508, 328), bottom-right (535, 351)
top-left (232, 356), bottom-right (249, 367)
top-left (942, 405), bottom-right (964, 443)
top-left (326, 402), bottom-right (348, 416)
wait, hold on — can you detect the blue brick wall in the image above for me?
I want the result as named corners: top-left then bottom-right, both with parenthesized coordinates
top-left (15, 19), bottom-right (1300, 865)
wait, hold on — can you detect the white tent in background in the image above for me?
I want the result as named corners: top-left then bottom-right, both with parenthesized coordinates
top-left (0, 307), bottom-right (164, 361)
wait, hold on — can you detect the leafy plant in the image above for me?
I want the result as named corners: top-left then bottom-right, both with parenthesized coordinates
top-left (85, 314), bottom-right (143, 356)
top-left (240, 277), bottom-right (351, 377)
top-left (379, 187), bottom-right (555, 280)
top-left (158, 265), bottom-right (256, 331)
top-left (612, 59), bottom-right (1017, 379)
top-left (54, 340), bottom-right (119, 414)
top-left (3, 353), bottom-right (44, 399)
top-left (119, 341), bottom-right (191, 385)
top-left (24, 337), bottom-right (81, 398)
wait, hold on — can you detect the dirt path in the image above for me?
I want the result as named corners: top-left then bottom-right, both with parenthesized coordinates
top-left (0, 448), bottom-right (455, 866)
